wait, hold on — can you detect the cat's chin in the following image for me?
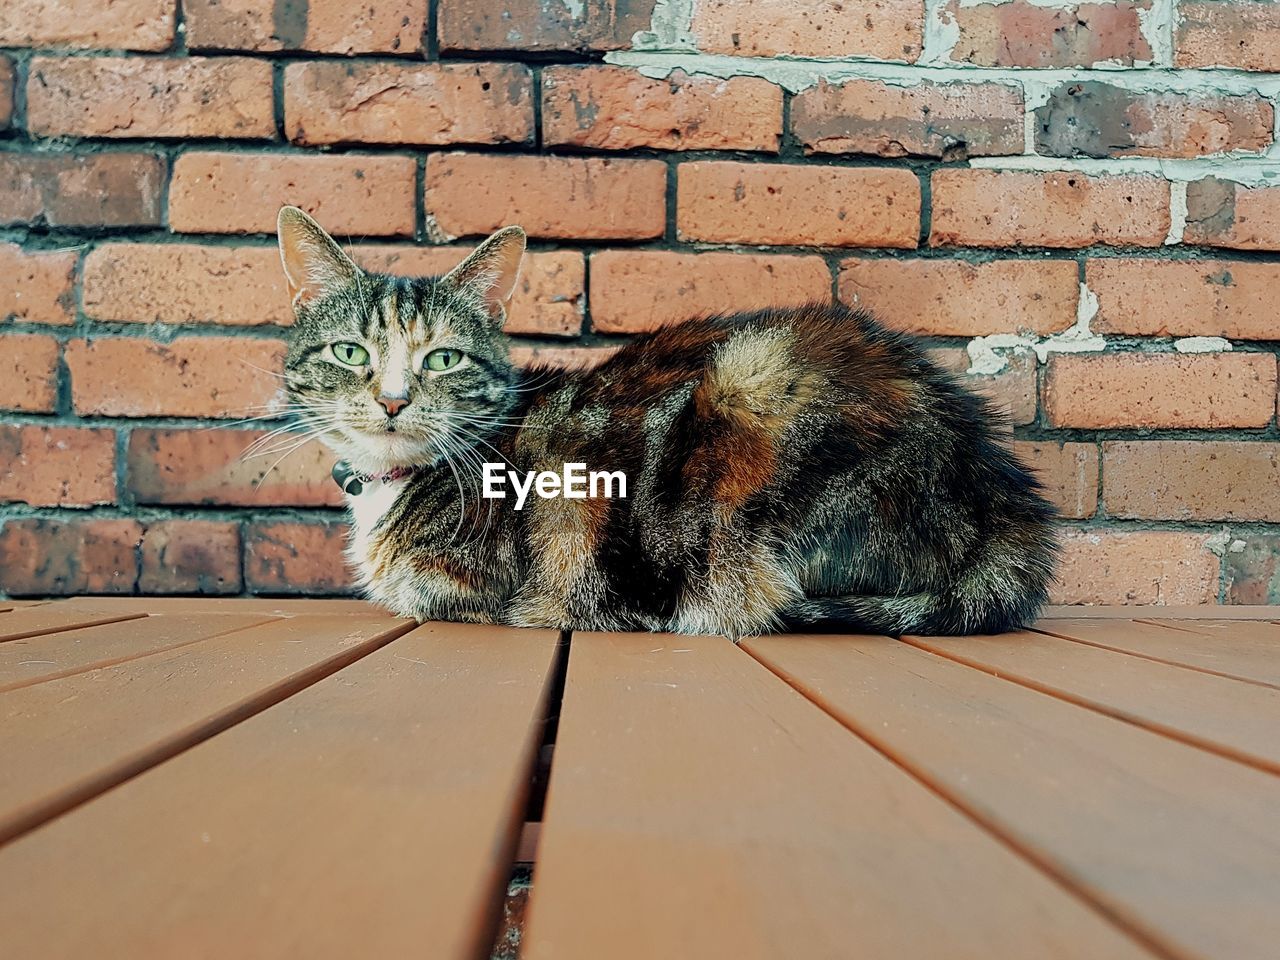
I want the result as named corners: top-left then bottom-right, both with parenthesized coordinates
top-left (329, 428), bottom-right (438, 473)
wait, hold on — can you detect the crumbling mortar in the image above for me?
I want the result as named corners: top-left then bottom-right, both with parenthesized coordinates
top-left (632, 0), bottom-right (697, 53)
top-left (11, 232), bottom-right (1280, 270)
top-left (1164, 179), bottom-right (1188, 245)
top-left (413, 153), bottom-right (428, 243)
top-left (607, 50), bottom-right (1280, 99)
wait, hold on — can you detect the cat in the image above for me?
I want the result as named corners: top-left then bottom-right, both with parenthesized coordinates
top-left (276, 206), bottom-right (1058, 638)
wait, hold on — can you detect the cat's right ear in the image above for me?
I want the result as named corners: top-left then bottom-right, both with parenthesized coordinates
top-left (277, 206), bottom-right (361, 309)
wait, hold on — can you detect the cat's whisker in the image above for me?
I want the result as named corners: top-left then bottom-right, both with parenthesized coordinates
top-left (435, 432), bottom-right (483, 545)
top-left (505, 370), bottom-right (561, 393)
top-left (251, 430), bottom-right (336, 487)
top-left (450, 436), bottom-right (495, 546)
top-left (241, 419), bottom-right (343, 461)
top-left (239, 411), bottom-right (341, 443)
top-left (243, 427), bottom-right (339, 462)
top-left (442, 428), bottom-right (497, 547)
top-left (237, 358), bottom-right (290, 381)
top-left (430, 435), bottom-right (470, 544)
top-left (198, 412), bottom-right (292, 432)
top-left (444, 421), bottom-right (520, 472)
top-left (448, 412), bottom-right (544, 429)
top-left (240, 419), bottom-right (322, 453)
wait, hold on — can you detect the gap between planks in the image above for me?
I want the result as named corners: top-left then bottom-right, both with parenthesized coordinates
top-left (738, 637), bottom-right (1185, 960)
top-left (0, 617), bottom-right (418, 847)
top-left (901, 631), bottom-right (1280, 777)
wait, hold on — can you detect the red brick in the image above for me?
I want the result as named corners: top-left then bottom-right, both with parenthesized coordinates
top-left (1177, 1), bottom-right (1280, 71)
top-left (947, 0), bottom-right (1152, 68)
top-left (1103, 440), bottom-right (1280, 521)
top-left (170, 153), bottom-right (416, 236)
top-left (839, 258), bottom-right (1077, 336)
top-left (0, 56), bottom-right (13, 130)
top-left (1088, 259), bottom-right (1280, 340)
top-left (27, 56), bottom-right (274, 140)
top-left (1035, 83), bottom-right (1272, 159)
top-left (0, 153), bottom-right (163, 229)
top-left (0, 518), bottom-right (143, 596)
top-left (589, 250), bottom-right (831, 333)
top-left (244, 521), bottom-right (355, 594)
top-left (542, 66), bottom-right (782, 152)
top-left (678, 161), bottom-right (920, 248)
top-left (438, 0), bottom-right (652, 53)
top-left (929, 348), bottom-right (1037, 427)
top-left (81, 242), bottom-right (584, 336)
top-left (66, 336), bottom-right (285, 419)
top-left (426, 153), bottom-right (666, 241)
top-left (284, 61), bottom-right (534, 147)
top-left (0, 425), bottom-right (115, 507)
top-left (1052, 531), bottom-right (1219, 605)
top-left (691, 0), bottom-right (923, 60)
top-left (1224, 535), bottom-right (1280, 604)
top-left (793, 79), bottom-right (1023, 159)
top-left (508, 345), bottom-right (618, 370)
top-left (1044, 353), bottom-right (1277, 429)
top-left (128, 428), bottom-right (339, 507)
top-left (0, 0), bottom-right (176, 51)
top-left (1185, 179), bottom-right (1280, 251)
top-left (0, 333), bottom-right (60, 413)
top-left (0, 243), bottom-right (77, 324)
top-left (84, 244), bottom-right (285, 326)
top-left (930, 170), bottom-right (1170, 248)
top-left (139, 520), bottom-right (242, 594)
top-left (355, 247), bottom-right (585, 338)
top-left (1011, 441), bottom-right (1098, 520)
top-left (186, 0), bottom-right (423, 54)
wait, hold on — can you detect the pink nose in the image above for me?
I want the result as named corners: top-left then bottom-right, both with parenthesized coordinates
top-left (377, 394), bottom-right (409, 417)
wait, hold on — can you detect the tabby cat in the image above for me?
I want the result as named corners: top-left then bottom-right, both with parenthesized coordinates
top-left (276, 206), bottom-right (1057, 637)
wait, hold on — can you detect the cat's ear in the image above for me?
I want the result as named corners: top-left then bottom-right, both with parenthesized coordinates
top-left (443, 226), bottom-right (526, 326)
top-left (277, 206), bottom-right (361, 309)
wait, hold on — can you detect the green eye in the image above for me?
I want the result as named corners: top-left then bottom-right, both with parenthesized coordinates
top-left (331, 342), bottom-right (369, 366)
top-left (425, 348), bottom-right (463, 372)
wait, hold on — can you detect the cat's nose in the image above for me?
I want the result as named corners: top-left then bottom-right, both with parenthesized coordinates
top-left (376, 394), bottom-right (409, 417)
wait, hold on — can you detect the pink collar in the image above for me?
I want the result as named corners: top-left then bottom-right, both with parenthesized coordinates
top-left (365, 465), bottom-right (419, 482)
top-left (331, 460), bottom-right (421, 496)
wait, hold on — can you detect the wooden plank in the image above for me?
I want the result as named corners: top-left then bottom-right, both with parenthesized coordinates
top-left (1142, 618), bottom-right (1280, 642)
top-left (1035, 619), bottom-right (1280, 688)
top-left (0, 606), bottom-right (146, 643)
top-left (905, 631), bottom-right (1280, 775)
top-left (522, 632), bottom-right (1153, 960)
top-left (0, 601), bottom-right (47, 611)
top-left (0, 613), bottom-right (275, 693)
top-left (743, 634), bottom-right (1280, 960)
top-left (54, 596), bottom-right (388, 616)
top-left (0, 622), bottom-right (560, 960)
top-left (0, 614), bottom-right (412, 845)
top-left (1042, 605), bottom-right (1278, 620)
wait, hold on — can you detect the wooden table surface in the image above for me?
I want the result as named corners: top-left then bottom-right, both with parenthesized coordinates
top-left (1, 598), bottom-right (1277, 959)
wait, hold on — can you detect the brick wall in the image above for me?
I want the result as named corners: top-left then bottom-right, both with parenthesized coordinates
top-left (1, 0), bottom-right (1278, 605)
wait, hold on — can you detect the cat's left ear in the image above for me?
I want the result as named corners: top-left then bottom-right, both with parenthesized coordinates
top-left (443, 226), bottom-right (526, 327)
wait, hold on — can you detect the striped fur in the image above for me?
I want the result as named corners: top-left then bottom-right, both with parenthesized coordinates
top-left (278, 209), bottom-right (1058, 638)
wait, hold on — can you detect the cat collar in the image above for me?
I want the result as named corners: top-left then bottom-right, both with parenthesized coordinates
top-left (331, 460), bottom-right (419, 496)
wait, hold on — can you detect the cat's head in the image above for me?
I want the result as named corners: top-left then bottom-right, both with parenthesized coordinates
top-left (276, 206), bottom-right (525, 473)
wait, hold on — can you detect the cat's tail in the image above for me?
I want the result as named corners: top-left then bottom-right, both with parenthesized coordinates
top-left (782, 545), bottom-right (1055, 636)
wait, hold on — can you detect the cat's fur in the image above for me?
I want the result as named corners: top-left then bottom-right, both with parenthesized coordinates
top-left (277, 207), bottom-right (1058, 637)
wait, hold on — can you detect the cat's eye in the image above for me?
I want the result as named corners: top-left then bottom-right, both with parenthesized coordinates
top-left (331, 342), bottom-right (369, 367)
top-left (425, 348), bottom-right (463, 372)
